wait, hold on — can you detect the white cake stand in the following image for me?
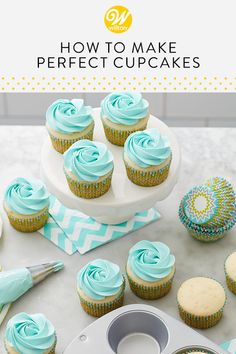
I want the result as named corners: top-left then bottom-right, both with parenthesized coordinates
top-left (41, 109), bottom-right (181, 224)
top-left (0, 215), bottom-right (2, 239)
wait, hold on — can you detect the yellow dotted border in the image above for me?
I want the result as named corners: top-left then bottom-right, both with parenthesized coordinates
top-left (0, 76), bottom-right (236, 92)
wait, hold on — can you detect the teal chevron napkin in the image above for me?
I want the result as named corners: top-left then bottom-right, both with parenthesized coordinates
top-left (39, 196), bottom-right (160, 255)
top-left (221, 339), bottom-right (236, 353)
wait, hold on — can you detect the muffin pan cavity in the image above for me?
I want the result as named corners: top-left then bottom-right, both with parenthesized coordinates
top-left (63, 304), bottom-right (228, 354)
top-left (108, 311), bottom-right (168, 353)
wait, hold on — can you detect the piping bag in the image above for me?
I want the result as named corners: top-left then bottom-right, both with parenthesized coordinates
top-left (0, 260), bottom-right (64, 309)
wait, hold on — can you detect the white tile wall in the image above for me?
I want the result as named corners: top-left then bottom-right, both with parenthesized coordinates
top-left (82, 93), bottom-right (164, 117)
top-left (0, 94), bottom-right (5, 115)
top-left (165, 94), bottom-right (236, 118)
top-left (0, 93), bottom-right (236, 126)
top-left (5, 93), bottom-right (85, 116)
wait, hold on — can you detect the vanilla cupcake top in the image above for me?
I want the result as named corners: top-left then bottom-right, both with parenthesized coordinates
top-left (64, 140), bottom-right (114, 182)
top-left (77, 259), bottom-right (124, 300)
top-left (4, 178), bottom-right (50, 215)
top-left (128, 240), bottom-right (175, 282)
top-left (225, 251), bottom-right (236, 281)
top-left (5, 312), bottom-right (56, 354)
top-left (124, 128), bottom-right (171, 168)
top-left (177, 277), bottom-right (226, 317)
top-left (101, 92), bottom-right (149, 126)
top-left (46, 99), bottom-right (93, 134)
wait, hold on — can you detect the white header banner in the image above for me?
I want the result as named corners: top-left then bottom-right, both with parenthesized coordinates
top-left (1, 0), bottom-right (236, 92)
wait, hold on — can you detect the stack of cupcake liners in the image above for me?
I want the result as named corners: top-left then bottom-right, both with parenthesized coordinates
top-left (179, 201), bottom-right (236, 242)
top-left (179, 177), bottom-right (236, 242)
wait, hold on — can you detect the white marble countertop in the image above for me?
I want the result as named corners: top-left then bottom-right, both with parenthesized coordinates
top-left (0, 126), bottom-right (236, 353)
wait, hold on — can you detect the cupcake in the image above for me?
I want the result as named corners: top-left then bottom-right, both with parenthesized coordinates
top-left (177, 277), bottom-right (226, 329)
top-left (77, 259), bottom-right (125, 317)
top-left (101, 92), bottom-right (149, 146)
top-left (179, 177), bottom-right (236, 242)
top-left (4, 178), bottom-right (50, 232)
top-left (5, 312), bottom-right (56, 354)
top-left (126, 240), bottom-right (175, 300)
top-left (64, 140), bottom-right (114, 199)
top-left (176, 350), bottom-right (214, 354)
top-left (225, 251), bottom-right (236, 295)
top-left (46, 99), bottom-right (94, 153)
top-left (124, 128), bottom-right (172, 186)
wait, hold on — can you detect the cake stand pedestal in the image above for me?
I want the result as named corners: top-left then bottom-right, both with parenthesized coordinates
top-left (41, 108), bottom-right (181, 224)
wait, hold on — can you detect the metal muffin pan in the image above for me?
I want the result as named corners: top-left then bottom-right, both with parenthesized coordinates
top-left (63, 304), bottom-right (227, 353)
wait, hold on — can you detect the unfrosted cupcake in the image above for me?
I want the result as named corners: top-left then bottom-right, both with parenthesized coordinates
top-left (77, 259), bottom-right (125, 317)
top-left (101, 92), bottom-right (149, 146)
top-left (124, 128), bottom-right (172, 186)
top-left (126, 240), bottom-right (175, 300)
top-left (179, 177), bottom-right (236, 242)
top-left (5, 312), bottom-right (56, 354)
top-left (176, 350), bottom-right (213, 354)
top-left (4, 178), bottom-right (50, 232)
top-left (46, 98), bottom-right (94, 153)
top-left (177, 277), bottom-right (226, 329)
top-left (225, 251), bottom-right (236, 295)
top-left (64, 140), bottom-right (114, 199)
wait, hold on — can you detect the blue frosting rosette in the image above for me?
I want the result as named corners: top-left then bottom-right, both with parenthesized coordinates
top-left (5, 313), bottom-right (56, 354)
top-left (101, 92), bottom-right (149, 126)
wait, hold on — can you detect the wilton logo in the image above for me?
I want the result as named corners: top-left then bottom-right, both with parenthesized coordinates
top-left (104, 5), bottom-right (132, 34)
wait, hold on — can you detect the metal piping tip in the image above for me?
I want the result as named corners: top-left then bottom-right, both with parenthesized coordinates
top-left (27, 260), bottom-right (64, 286)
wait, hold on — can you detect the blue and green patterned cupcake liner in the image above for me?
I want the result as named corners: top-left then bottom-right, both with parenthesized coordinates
top-left (183, 178), bottom-right (236, 228)
top-left (174, 348), bottom-right (216, 354)
top-left (78, 279), bottom-right (126, 317)
top-left (5, 206), bottom-right (49, 233)
top-left (48, 122), bottom-right (94, 154)
top-left (102, 118), bottom-right (148, 146)
top-left (127, 270), bottom-right (175, 300)
top-left (5, 337), bottom-right (57, 354)
top-left (178, 303), bottom-right (224, 329)
top-left (64, 168), bottom-right (113, 199)
top-left (179, 201), bottom-right (236, 242)
top-left (124, 155), bottom-right (172, 187)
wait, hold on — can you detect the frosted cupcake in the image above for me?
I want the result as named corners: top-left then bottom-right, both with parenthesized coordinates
top-left (77, 259), bottom-right (125, 317)
top-left (124, 128), bottom-right (172, 186)
top-left (46, 99), bottom-right (94, 153)
top-left (64, 140), bottom-right (114, 199)
top-left (177, 277), bottom-right (226, 329)
top-left (4, 178), bottom-right (50, 232)
top-left (126, 240), bottom-right (175, 300)
top-left (101, 92), bottom-right (149, 146)
top-left (225, 251), bottom-right (236, 295)
top-left (179, 177), bottom-right (236, 241)
top-left (5, 312), bottom-right (56, 354)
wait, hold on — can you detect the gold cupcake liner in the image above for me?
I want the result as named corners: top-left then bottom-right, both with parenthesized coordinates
top-left (5, 337), bottom-right (56, 354)
top-left (65, 170), bottom-right (113, 199)
top-left (178, 304), bottom-right (224, 329)
top-left (78, 282), bottom-right (125, 317)
top-left (6, 207), bottom-right (49, 233)
top-left (225, 273), bottom-right (236, 295)
top-left (48, 123), bottom-right (94, 154)
top-left (176, 349), bottom-right (213, 354)
top-left (124, 159), bottom-right (171, 187)
top-left (127, 272), bottom-right (174, 300)
top-left (189, 230), bottom-right (226, 242)
top-left (102, 120), bottom-right (147, 146)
